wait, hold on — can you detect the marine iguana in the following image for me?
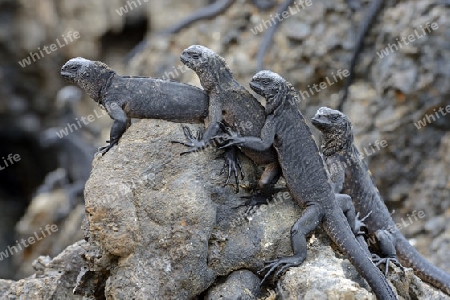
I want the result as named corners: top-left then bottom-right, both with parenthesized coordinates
top-left (174, 45), bottom-right (281, 193)
top-left (219, 70), bottom-right (397, 299)
top-left (311, 107), bottom-right (450, 295)
top-left (60, 57), bottom-right (208, 154)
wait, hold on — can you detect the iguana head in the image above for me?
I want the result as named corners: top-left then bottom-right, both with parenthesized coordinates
top-left (311, 107), bottom-right (353, 155)
top-left (61, 57), bottom-right (114, 102)
top-left (180, 45), bottom-right (230, 91)
top-left (249, 70), bottom-right (290, 115)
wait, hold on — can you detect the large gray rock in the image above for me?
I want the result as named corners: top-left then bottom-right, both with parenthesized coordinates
top-left (78, 119), bottom-right (301, 299)
top-left (77, 119), bottom-right (449, 299)
top-left (205, 269), bottom-right (261, 300)
top-left (3, 119), bottom-right (449, 299)
top-left (277, 232), bottom-right (448, 300)
top-left (129, 0), bottom-right (450, 277)
top-left (82, 119), bottom-right (217, 299)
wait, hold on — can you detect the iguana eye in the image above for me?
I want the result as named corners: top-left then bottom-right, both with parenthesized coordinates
top-left (261, 79), bottom-right (270, 85)
top-left (191, 53), bottom-right (200, 59)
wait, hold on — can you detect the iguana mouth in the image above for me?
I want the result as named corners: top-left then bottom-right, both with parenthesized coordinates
top-left (60, 71), bottom-right (74, 81)
top-left (311, 115), bottom-right (331, 129)
top-left (249, 81), bottom-right (263, 95)
top-left (180, 54), bottom-right (189, 64)
top-left (180, 53), bottom-right (195, 69)
top-left (60, 62), bottom-right (77, 81)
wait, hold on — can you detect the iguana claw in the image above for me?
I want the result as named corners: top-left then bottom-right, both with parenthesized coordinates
top-left (97, 139), bottom-right (118, 155)
top-left (170, 125), bottom-right (207, 154)
top-left (372, 254), bottom-right (405, 277)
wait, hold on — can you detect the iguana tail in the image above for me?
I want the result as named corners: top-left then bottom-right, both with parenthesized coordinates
top-left (395, 233), bottom-right (450, 295)
top-left (324, 211), bottom-right (398, 300)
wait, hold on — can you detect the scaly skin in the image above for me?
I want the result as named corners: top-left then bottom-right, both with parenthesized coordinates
top-left (221, 71), bottom-right (397, 300)
top-left (178, 45), bottom-right (281, 190)
top-left (311, 107), bottom-right (450, 295)
top-left (60, 57), bottom-right (208, 154)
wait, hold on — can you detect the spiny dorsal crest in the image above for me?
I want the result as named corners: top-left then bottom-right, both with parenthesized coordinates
top-left (93, 60), bottom-right (112, 71)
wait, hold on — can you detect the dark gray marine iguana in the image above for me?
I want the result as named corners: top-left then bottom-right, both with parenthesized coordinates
top-left (219, 70), bottom-right (397, 299)
top-left (60, 57), bottom-right (209, 154)
top-left (311, 107), bottom-right (450, 295)
top-left (173, 45), bottom-right (281, 194)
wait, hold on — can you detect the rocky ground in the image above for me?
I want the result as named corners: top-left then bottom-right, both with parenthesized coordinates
top-left (0, 0), bottom-right (449, 299)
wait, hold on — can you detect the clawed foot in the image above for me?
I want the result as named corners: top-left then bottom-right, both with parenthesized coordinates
top-left (234, 187), bottom-right (284, 214)
top-left (214, 122), bottom-right (245, 149)
top-left (238, 192), bottom-right (270, 214)
top-left (372, 254), bottom-right (405, 277)
top-left (258, 255), bottom-right (305, 285)
top-left (97, 139), bottom-right (118, 155)
top-left (216, 150), bottom-right (244, 193)
top-left (355, 211), bottom-right (372, 235)
top-left (171, 125), bottom-right (208, 155)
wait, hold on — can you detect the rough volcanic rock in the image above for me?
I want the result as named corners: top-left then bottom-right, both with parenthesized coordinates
top-left (128, 0), bottom-right (450, 276)
top-left (1, 0), bottom-right (449, 298)
top-left (12, 191), bottom-right (84, 279)
top-left (0, 240), bottom-right (89, 300)
top-left (78, 119), bottom-right (448, 299)
top-left (204, 269), bottom-right (261, 300)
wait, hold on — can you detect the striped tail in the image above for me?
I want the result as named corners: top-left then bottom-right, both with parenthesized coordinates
top-left (396, 233), bottom-right (450, 295)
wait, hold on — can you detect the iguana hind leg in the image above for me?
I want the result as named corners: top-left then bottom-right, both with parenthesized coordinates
top-left (258, 204), bottom-right (323, 284)
top-left (335, 193), bottom-right (375, 257)
top-left (335, 193), bottom-right (357, 234)
top-left (372, 230), bottom-right (405, 276)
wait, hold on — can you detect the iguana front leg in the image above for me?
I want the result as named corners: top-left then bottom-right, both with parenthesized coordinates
top-left (218, 119), bottom-right (281, 208)
top-left (174, 92), bottom-right (224, 153)
top-left (335, 193), bottom-right (357, 235)
top-left (98, 102), bottom-right (129, 155)
top-left (175, 122), bottom-right (221, 153)
top-left (219, 116), bottom-right (276, 152)
top-left (172, 124), bottom-right (244, 191)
